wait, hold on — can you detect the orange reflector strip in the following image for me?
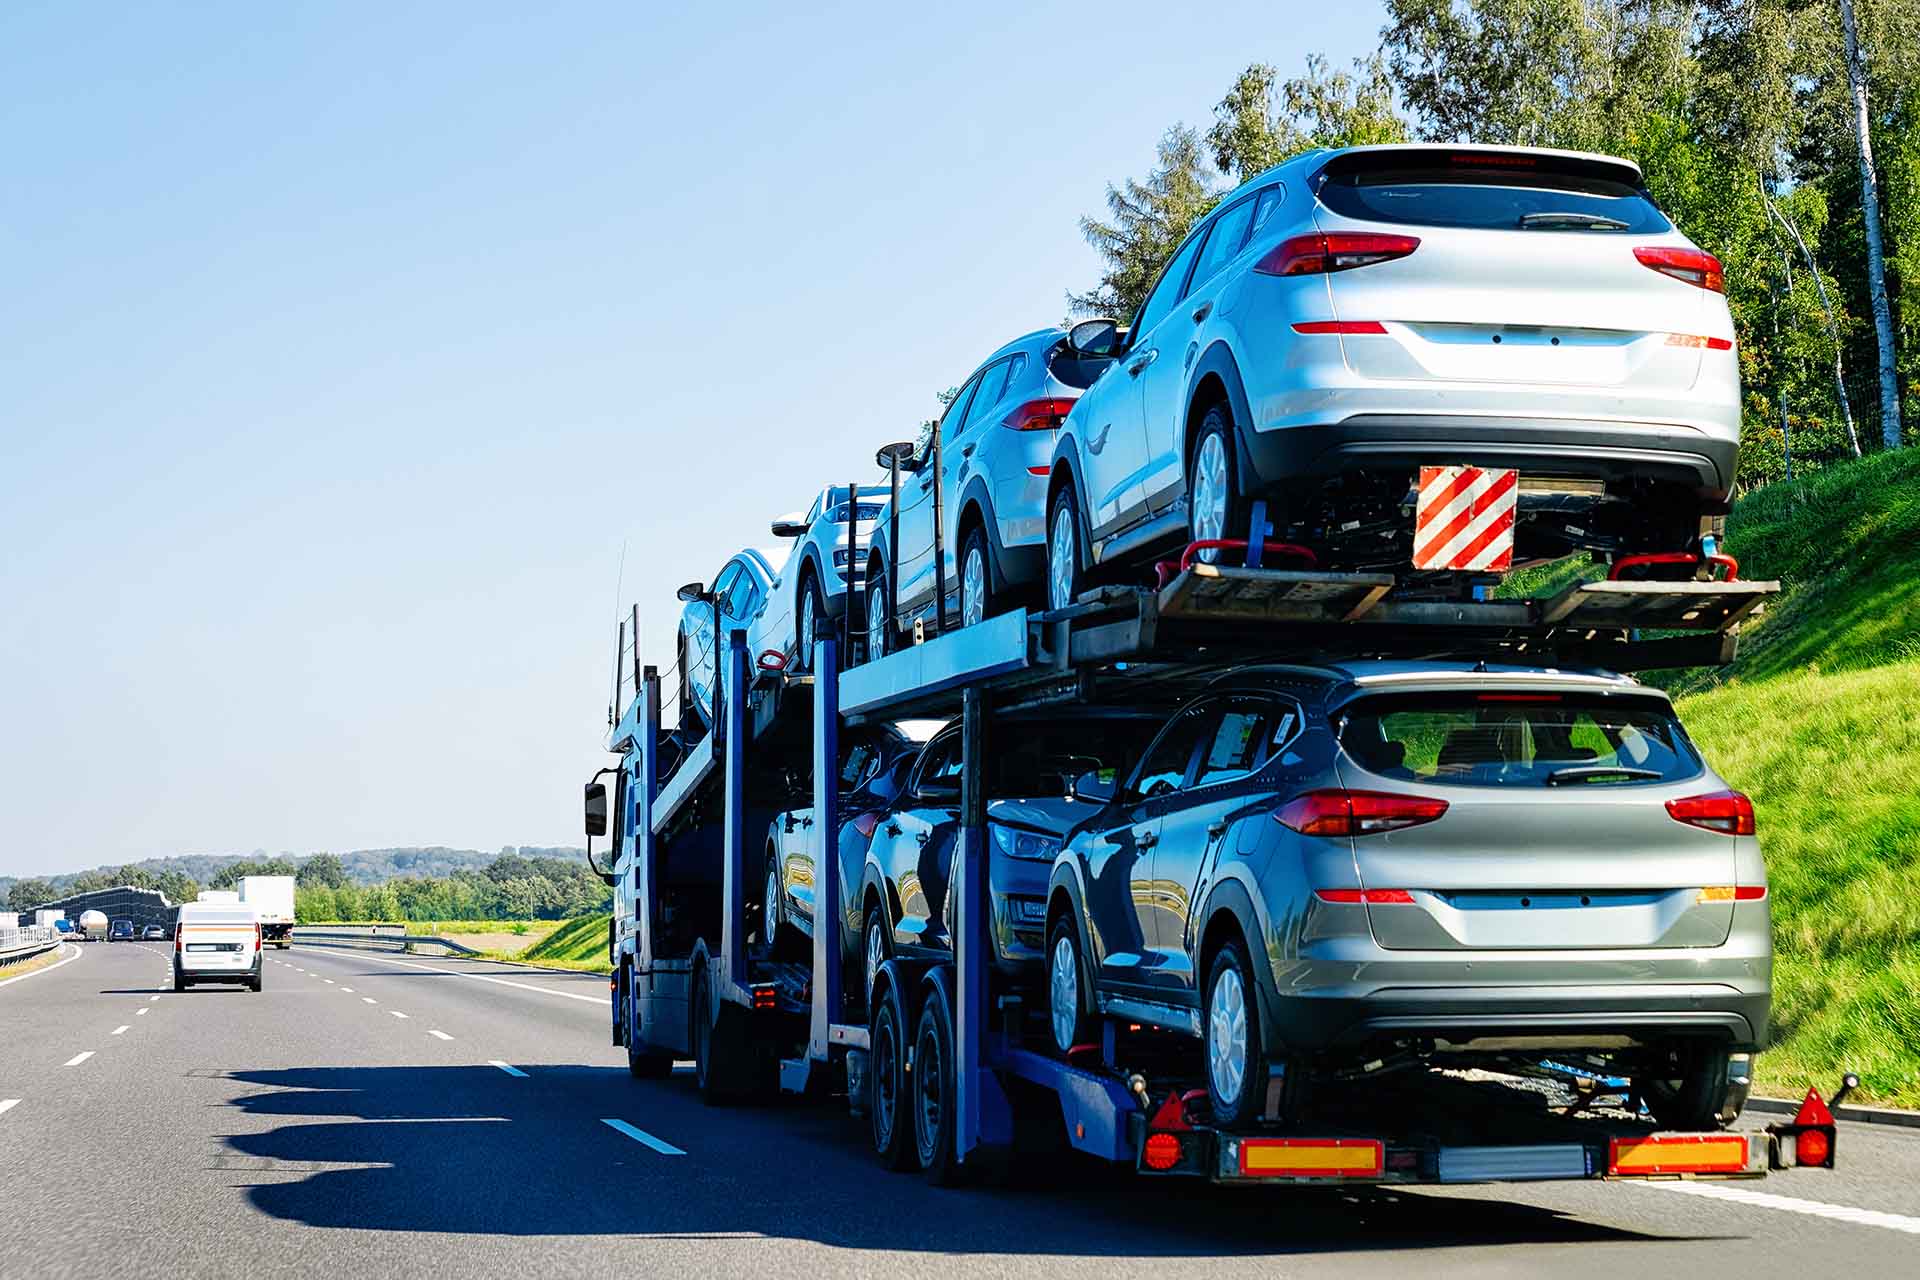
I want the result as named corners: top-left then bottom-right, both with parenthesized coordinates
top-left (1240, 1138), bottom-right (1384, 1178)
top-left (1609, 1134), bottom-right (1749, 1175)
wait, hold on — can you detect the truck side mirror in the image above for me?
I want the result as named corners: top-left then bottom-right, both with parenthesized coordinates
top-left (583, 781), bottom-right (608, 837)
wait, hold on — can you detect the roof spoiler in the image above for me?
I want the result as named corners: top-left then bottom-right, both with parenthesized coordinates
top-left (1318, 145), bottom-right (1645, 188)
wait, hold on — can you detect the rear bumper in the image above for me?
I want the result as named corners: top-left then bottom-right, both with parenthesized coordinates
top-left (1240, 413), bottom-right (1738, 503)
top-left (177, 960), bottom-right (260, 984)
top-left (1267, 984), bottom-right (1769, 1055)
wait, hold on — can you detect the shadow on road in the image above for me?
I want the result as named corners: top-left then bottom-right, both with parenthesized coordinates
top-left (222, 1065), bottom-right (1710, 1257)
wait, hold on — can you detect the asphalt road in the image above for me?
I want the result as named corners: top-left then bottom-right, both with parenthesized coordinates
top-left (3, 939), bottom-right (1916, 1279)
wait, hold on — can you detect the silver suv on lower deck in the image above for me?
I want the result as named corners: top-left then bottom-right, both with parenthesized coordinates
top-left (1045, 660), bottom-right (1768, 1131)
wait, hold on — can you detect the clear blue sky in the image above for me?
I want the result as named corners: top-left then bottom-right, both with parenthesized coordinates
top-left (0, 1), bottom-right (1387, 876)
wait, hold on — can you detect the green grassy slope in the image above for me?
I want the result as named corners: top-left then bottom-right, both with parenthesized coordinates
top-left (1508, 453), bottom-right (1920, 1106)
top-left (512, 914), bottom-right (612, 973)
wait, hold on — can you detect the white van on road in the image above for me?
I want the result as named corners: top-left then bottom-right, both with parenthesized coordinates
top-left (173, 903), bottom-right (262, 992)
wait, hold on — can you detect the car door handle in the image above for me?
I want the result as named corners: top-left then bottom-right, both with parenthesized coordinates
top-left (1191, 301), bottom-right (1213, 323)
top-left (1206, 820), bottom-right (1228, 838)
top-left (884, 822), bottom-right (901, 837)
top-left (1126, 350), bottom-right (1157, 377)
top-left (916, 832), bottom-right (930, 846)
top-left (1134, 829), bottom-right (1158, 849)
top-left (960, 444), bottom-right (975, 459)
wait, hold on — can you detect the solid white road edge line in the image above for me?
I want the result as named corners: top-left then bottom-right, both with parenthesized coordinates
top-left (64, 1051), bottom-right (94, 1067)
top-left (1638, 1179), bottom-right (1920, 1235)
top-left (314, 948), bottom-right (603, 1003)
top-left (488, 1060), bottom-right (528, 1077)
top-left (602, 1118), bottom-right (686, 1156)
top-left (427, 1029), bottom-right (453, 1040)
top-left (0, 942), bottom-right (84, 988)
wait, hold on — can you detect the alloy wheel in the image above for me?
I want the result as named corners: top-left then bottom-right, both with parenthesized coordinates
top-left (764, 867), bottom-right (781, 945)
top-left (1048, 505), bottom-right (1077, 610)
top-left (962, 544), bottom-right (986, 627)
top-left (866, 918), bottom-right (887, 995)
top-left (1049, 935), bottom-right (1079, 1054)
top-left (866, 581), bottom-right (888, 660)
top-left (798, 585), bottom-right (816, 669)
top-left (1208, 965), bottom-right (1248, 1109)
top-left (1192, 432), bottom-right (1229, 563)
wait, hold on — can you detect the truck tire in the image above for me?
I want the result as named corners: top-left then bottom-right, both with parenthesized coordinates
top-left (625, 968), bottom-right (674, 1079)
top-left (867, 983), bottom-right (915, 1171)
top-left (913, 984), bottom-right (962, 1186)
top-left (691, 965), bottom-right (749, 1105)
top-left (1637, 1044), bottom-right (1736, 1130)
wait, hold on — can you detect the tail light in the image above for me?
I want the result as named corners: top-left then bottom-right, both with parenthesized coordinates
top-left (1291, 320), bottom-right (1387, 335)
top-left (175, 927), bottom-right (183, 955)
top-left (254, 923), bottom-right (263, 951)
top-left (1003, 397), bottom-right (1076, 431)
top-left (1666, 790), bottom-right (1755, 836)
top-left (1313, 888), bottom-right (1416, 905)
top-left (1634, 246), bottom-right (1725, 294)
top-left (1275, 789), bottom-right (1448, 836)
top-left (1256, 232), bottom-right (1419, 277)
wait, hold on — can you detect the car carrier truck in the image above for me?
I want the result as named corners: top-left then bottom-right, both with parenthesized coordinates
top-left (585, 506), bottom-right (1846, 1191)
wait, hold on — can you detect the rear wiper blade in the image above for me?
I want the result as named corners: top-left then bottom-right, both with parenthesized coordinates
top-left (1545, 765), bottom-right (1664, 785)
top-left (1519, 212), bottom-right (1630, 230)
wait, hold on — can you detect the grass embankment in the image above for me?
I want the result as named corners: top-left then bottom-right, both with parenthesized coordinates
top-left (502, 914), bottom-right (613, 973)
top-left (1510, 452), bottom-right (1920, 1106)
top-left (0, 943), bottom-right (68, 983)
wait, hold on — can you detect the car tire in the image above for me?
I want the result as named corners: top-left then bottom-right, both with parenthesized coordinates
top-left (797, 569), bottom-right (826, 672)
top-left (914, 985), bottom-right (961, 1185)
top-left (1046, 485), bottom-right (1084, 612)
top-left (864, 575), bottom-right (891, 664)
top-left (1203, 937), bottom-right (1270, 1130)
top-left (249, 971), bottom-right (263, 993)
top-left (763, 855), bottom-right (798, 960)
top-left (1637, 1044), bottom-right (1736, 1130)
top-left (1046, 915), bottom-right (1097, 1057)
top-left (867, 984), bottom-right (916, 1171)
top-left (861, 910), bottom-right (891, 1009)
top-left (1188, 405), bottom-right (1245, 564)
top-left (959, 526), bottom-right (994, 628)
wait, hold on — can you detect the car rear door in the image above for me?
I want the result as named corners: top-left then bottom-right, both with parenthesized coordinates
top-left (179, 915), bottom-right (258, 972)
top-left (1331, 689), bottom-right (1740, 952)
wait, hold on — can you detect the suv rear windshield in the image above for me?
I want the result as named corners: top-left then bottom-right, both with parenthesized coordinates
top-left (1338, 692), bottom-right (1701, 788)
top-left (1314, 152), bottom-right (1671, 235)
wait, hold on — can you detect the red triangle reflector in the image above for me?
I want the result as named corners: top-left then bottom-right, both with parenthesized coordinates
top-left (1794, 1087), bottom-right (1834, 1127)
top-left (1149, 1091), bottom-right (1192, 1132)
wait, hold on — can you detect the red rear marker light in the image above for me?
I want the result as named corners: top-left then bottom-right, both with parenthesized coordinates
top-left (1635, 246), bottom-right (1725, 294)
top-left (1276, 789), bottom-right (1447, 837)
top-left (1026, 466), bottom-right (1050, 477)
top-left (1143, 1132), bottom-right (1184, 1171)
top-left (1314, 888), bottom-right (1416, 905)
top-left (1003, 397), bottom-right (1077, 431)
top-left (1291, 320), bottom-right (1388, 335)
top-left (1257, 232), bottom-right (1419, 277)
top-left (1666, 790), bottom-right (1756, 836)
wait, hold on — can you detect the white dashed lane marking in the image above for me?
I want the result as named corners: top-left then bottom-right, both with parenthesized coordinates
top-left (149, 995), bottom-right (160, 1002)
top-left (361, 997), bottom-right (377, 1005)
top-left (427, 1030), bottom-right (453, 1041)
top-left (389, 1010), bottom-right (409, 1019)
top-left (1639, 1179), bottom-right (1920, 1235)
top-left (488, 1061), bottom-right (528, 1078)
top-left (110, 1026), bottom-right (129, 1036)
top-left (341, 987), bottom-right (354, 993)
top-left (135, 1008), bottom-right (149, 1016)
top-left (602, 1118), bottom-right (686, 1156)
top-left (0, 1100), bottom-right (19, 1117)
top-left (64, 1052), bottom-right (94, 1067)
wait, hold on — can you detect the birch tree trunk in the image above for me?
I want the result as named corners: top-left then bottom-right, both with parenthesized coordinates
top-left (1839, 0), bottom-right (1904, 449)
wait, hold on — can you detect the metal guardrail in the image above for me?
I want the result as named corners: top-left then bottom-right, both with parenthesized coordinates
top-left (291, 927), bottom-right (482, 956)
top-left (1, 926), bottom-right (61, 966)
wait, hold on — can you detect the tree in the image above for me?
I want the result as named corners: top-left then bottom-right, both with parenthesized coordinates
top-left (7, 878), bottom-right (56, 913)
top-left (1208, 55), bottom-right (1408, 182)
top-left (1838, 0), bottom-right (1905, 448)
top-left (1070, 125), bottom-right (1219, 321)
top-left (296, 853), bottom-right (348, 890)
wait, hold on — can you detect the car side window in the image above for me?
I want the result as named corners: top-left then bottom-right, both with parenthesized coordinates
top-left (1129, 702), bottom-right (1212, 799)
top-left (914, 733), bottom-right (964, 797)
top-left (1189, 196), bottom-right (1257, 291)
top-left (709, 564), bottom-right (742, 617)
top-left (1248, 184), bottom-right (1285, 241)
top-left (949, 361), bottom-right (1005, 441)
top-left (1194, 696), bottom-right (1283, 787)
top-left (1132, 224), bottom-right (1210, 338)
top-left (806, 491), bottom-right (823, 525)
top-left (995, 352), bottom-right (1028, 401)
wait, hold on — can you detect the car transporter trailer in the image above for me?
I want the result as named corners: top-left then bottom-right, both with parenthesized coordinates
top-left (593, 534), bottom-right (1850, 1190)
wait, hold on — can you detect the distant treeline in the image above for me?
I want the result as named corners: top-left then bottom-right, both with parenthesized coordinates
top-left (3, 846), bottom-right (592, 917)
top-left (294, 852), bottom-right (611, 924)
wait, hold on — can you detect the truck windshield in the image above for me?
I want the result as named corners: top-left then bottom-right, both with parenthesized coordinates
top-left (1339, 693), bottom-right (1701, 788)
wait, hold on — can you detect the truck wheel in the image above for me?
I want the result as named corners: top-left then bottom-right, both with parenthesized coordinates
top-left (626, 969), bottom-right (674, 1079)
top-left (1047, 916), bottom-right (1096, 1056)
top-left (867, 985), bottom-right (915, 1171)
top-left (913, 985), bottom-right (962, 1186)
top-left (691, 967), bottom-right (724, 1104)
top-left (1203, 938), bottom-right (1270, 1129)
top-left (1637, 1044), bottom-right (1735, 1130)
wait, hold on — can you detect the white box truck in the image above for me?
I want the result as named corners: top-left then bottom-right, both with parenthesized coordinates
top-left (34, 909), bottom-right (65, 928)
top-left (240, 876), bottom-right (296, 949)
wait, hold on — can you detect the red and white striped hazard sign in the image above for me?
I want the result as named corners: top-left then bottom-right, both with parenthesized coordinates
top-left (1413, 465), bottom-right (1517, 571)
